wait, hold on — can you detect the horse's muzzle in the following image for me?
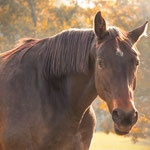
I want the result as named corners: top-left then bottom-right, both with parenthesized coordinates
top-left (112, 108), bottom-right (138, 135)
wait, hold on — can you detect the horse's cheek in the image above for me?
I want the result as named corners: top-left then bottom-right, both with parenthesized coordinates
top-left (95, 67), bottom-right (105, 100)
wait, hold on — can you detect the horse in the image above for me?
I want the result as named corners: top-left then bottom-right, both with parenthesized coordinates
top-left (0, 11), bottom-right (148, 150)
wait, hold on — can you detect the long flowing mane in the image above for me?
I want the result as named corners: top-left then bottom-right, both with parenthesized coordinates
top-left (1, 29), bottom-right (95, 78)
top-left (44, 29), bottom-right (95, 77)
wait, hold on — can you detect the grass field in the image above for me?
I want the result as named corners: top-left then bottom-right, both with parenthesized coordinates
top-left (90, 132), bottom-right (150, 150)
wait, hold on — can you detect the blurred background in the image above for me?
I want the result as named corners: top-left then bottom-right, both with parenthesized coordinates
top-left (0, 0), bottom-right (150, 149)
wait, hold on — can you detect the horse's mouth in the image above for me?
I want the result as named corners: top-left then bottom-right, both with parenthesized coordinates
top-left (114, 127), bottom-right (129, 135)
top-left (114, 124), bottom-right (130, 135)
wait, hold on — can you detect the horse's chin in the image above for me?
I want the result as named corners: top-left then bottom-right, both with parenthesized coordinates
top-left (114, 124), bottom-right (130, 135)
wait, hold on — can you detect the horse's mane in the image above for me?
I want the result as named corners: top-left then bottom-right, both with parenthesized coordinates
top-left (1, 29), bottom-right (95, 77)
top-left (1, 38), bottom-right (40, 59)
top-left (44, 29), bottom-right (95, 77)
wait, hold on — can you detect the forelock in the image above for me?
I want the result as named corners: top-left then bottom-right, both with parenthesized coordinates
top-left (107, 26), bottom-right (139, 56)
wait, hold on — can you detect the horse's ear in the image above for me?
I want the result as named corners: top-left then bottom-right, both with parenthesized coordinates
top-left (127, 21), bottom-right (148, 44)
top-left (94, 11), bottom-right (107, 40)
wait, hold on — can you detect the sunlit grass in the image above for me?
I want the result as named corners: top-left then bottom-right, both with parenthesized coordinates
top-left (90, 132), bottom-right (150, 150)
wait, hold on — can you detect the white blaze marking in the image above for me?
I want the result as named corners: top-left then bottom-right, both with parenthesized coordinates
top-left (116, 48), bottom-right (124, 57)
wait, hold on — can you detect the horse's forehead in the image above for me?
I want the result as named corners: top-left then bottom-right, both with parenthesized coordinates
top-left (116, 48), bottom-right (124, 57)
top-left (114, 39), bottom-right (126, 57)
top-left (99, 38), bottom-right (137, 65)
top-left (116, 39), bottom-right (138, 58)
top-left (99, 38), bottom-right (122, 56)
top-left (105, 38), bottom-right (136, 58)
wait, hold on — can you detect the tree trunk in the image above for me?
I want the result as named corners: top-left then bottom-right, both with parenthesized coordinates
top-left (27, 0), bottom-right (37, 27)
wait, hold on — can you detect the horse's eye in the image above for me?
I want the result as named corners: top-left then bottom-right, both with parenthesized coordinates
top-left (136, 60), bottom-right (140, 66)
top-left (98, 60), bottom-right (105, 69)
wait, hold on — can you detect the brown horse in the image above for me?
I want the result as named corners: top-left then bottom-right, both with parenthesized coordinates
top-left (0, 12), bottom-right (148, 150)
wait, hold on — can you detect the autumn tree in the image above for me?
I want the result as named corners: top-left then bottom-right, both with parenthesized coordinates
top-left (0, 0), bottom-right (84, 51)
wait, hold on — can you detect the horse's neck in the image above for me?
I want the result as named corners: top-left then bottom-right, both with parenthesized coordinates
top-left (68, 72), bottom-right (97, 123)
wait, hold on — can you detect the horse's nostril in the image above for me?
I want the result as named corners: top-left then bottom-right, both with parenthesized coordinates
top-left (112, 108), bottom-right (125, 124)
top-left (112, 109), bottom-right (138, 126)
top-left (122, 110), bottom-right (138, 126)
